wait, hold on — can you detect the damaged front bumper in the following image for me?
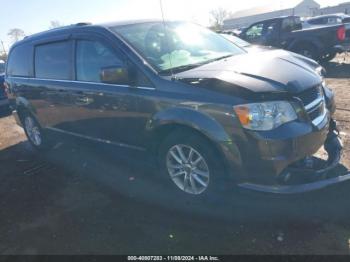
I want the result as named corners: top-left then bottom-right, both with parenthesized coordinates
top-left (238, 120), bottom-right (350, 194)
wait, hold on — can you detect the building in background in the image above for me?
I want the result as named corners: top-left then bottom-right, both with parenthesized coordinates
top-left (223, 0), bottom-right (321, 29)
top-left (316, 2), bottom-right (350, 15)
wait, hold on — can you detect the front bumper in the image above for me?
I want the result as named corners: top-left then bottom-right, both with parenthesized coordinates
top-left (238, 127), bottom-right (348, 194)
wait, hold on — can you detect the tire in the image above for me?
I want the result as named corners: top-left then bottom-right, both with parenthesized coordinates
top-left (320, 52), bottom-right (337, 63)
top-left (22, 112), bottom-right (52, 151)
top-left (158, 130), bottom-right (230, 198)
top-left (294, 44), bottom-right (319, 61)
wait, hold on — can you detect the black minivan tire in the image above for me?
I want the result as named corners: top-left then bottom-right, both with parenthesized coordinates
top-left (158, 129), bottom-right (230, 200)
top-left (22, 112), bottom-right (52, 151)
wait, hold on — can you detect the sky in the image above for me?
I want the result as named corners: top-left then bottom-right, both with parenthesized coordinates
top-left (0, 0), bottom-right (348, 52)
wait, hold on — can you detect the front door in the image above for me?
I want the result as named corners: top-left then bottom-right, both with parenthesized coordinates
top-left (61, 36), bottom-right (146, 148)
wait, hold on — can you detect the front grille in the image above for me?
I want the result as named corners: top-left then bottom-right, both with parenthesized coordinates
top-left (296, 85), bottom-right (326, 125)
top-left (308, 102), bottom-right (325, 120)
top-left (297, 85), bottom-right (322, 106)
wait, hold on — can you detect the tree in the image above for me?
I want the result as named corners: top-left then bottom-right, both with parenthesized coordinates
top-left (49, 20), bottom-right (65, 29)
top-left (210, 8), bottom-right (230, 31)
top-left (7, 28), bottom-right (25, 43)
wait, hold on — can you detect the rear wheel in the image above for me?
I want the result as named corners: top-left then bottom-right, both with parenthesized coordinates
top-left (295, 44), bottom-right (319, 61)
top-left (22, 113), bottom-right (52, 151)
top-left (158, 130), bottom-right (229, 197)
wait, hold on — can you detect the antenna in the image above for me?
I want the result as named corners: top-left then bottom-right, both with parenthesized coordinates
top-left (159, 0), bottom-right (174, 78)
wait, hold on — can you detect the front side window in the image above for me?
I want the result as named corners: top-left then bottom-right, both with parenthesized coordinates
top-left (246, 23), bottom-right (264, 39)
top-left (35, 41), bottom-right (71, 80)
top-left (327, 17), bottom-right (342, 24)
top-left (76, 40), bottom-right (123, 83)
top-left (111, 22), bottom-right (244, 74)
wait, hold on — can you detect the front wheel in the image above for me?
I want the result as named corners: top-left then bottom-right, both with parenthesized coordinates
top-left (158, 130), bottom-right (229, 197)
top-left (320, 52), bottom-right (337, 63)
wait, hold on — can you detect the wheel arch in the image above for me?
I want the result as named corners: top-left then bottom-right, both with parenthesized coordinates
top-left (146, 107), bottom-right (243, 180)
top-left (15, 97), bottom-right (39, 123)
top-left (288, 38), bottom-right (323, 58)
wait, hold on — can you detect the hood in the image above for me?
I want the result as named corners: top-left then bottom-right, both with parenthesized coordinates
top-left (244, 47), bottom-right (321, 72)
top-left (176, 50), bottom-right (322, 100)
top-left (244, 45), bottom-right (276, 53)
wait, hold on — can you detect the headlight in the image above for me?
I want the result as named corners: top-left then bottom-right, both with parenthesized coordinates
top-left (316, 66), bottom-right (326, 77)
top-left (233, 101), bottom-right (297, 131)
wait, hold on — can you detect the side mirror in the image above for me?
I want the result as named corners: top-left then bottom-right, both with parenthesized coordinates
top-left (100, 66), bottom-right (130, 85)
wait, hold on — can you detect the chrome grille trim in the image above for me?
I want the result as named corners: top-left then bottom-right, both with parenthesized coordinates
top-left (305, 97), bottom-right (324, 111)
top-left (312, 108), bottom-right (328, 126)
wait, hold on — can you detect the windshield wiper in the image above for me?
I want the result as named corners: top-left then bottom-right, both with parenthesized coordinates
top-left (159, 63), bottom-right (205, 75)
top-left (159, 54), bottom-right (234, 75)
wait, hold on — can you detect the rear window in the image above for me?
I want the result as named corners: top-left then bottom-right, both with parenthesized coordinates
top-left (35, 41), bottom-right (72, 80)
top-left (7, 44), bottom-right (33, 77)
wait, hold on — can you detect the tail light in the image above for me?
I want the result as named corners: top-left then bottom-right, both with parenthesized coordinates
top-left (2, 82), bottom-right (9, 97)
top-left (337, 26), bottom-right (346, 41)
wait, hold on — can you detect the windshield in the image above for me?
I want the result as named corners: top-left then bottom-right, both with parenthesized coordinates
top-left (0, 63), bottom-right (5, 74)
top-left (111, 22), bottom-right (244, 73)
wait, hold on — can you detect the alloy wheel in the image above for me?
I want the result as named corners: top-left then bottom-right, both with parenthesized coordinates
top-left (166, 144), bottom-right (210, 195)
top-left (24, 116), bottom-right (42, 147)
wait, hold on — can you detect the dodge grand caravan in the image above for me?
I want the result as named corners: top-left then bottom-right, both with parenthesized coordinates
top-left (5, 21), bottom-right (349, 196)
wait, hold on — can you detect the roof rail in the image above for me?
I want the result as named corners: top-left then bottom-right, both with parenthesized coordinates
top-left (75, 22), bottom-right (92, 26)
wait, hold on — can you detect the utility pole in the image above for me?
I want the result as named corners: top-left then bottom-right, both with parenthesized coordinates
top-left (0, 40), bottom-right (6, 56)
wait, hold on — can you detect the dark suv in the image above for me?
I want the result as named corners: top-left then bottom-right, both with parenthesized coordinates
top-left (5, 21), bottom-right (348, 196)
top-left (0, 61), bottom-right (10, 116)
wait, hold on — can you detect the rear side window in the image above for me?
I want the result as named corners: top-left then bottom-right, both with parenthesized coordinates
top-left (35, 41), bottom-right (71, 80)
top-left (7, 44), bottom-right (33, 77)
top-left (308, 18), bottom-right (324, 25)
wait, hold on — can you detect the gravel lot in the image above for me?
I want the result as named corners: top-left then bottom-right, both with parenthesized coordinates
top-left (0, 55), bottom-right (350, 255)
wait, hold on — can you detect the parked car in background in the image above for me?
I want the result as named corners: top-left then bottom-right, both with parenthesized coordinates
top-left (303, 13), bottom-right (350, 30)
top-left (5, 21), bottom-right (347, 198)
top-left (303, 13), bottom-right (350, 56)
top-left (0, 60), bottom-right (10, 116)
top-left (239, 16), bottom-right (348, 62)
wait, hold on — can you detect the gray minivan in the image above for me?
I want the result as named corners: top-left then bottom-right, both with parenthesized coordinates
top-left (5, 21), bottom-right (348, 196)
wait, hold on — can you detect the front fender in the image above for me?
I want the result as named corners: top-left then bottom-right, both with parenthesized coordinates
top-left (15, 97), bottom-right (39, 122)
top-left (147, 107), bottom-right (244, 181)
top-left (147, 107), bottom-right (231, 142)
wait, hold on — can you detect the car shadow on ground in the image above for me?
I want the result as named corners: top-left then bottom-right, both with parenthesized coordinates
top-left (1, 139), bottom-right (350, 254)
top-left (2, 138), bottom-right (350, 221)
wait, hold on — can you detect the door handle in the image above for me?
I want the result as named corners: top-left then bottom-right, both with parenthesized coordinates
top-left (75, 96), bottom-right (93, 105)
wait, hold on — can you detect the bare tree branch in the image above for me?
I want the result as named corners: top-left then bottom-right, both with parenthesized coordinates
top-left (209, 8), bottom-right (230, 30)
top-left (7, 28), bottom-right (25, 43)
top-left (49, 21), bottom-right (65, 29)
